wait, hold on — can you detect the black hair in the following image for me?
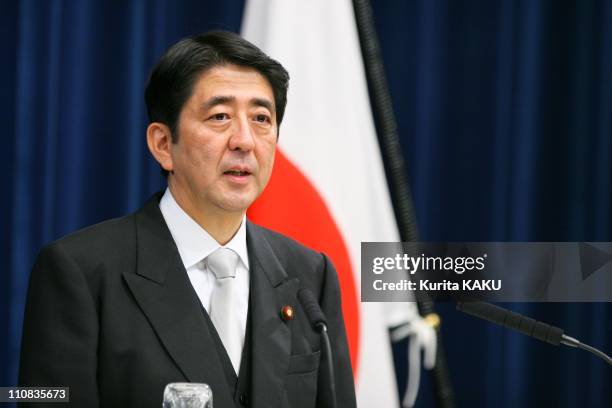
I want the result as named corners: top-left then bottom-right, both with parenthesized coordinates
top-left (144, 31), bottom-right (289, 175)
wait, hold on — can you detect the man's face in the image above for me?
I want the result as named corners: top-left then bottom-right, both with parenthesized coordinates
top-left (167, 64), bottom-right (277, 216)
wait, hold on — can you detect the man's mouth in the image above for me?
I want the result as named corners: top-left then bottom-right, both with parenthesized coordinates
top-left (224, 170), bottom-right (251, 176)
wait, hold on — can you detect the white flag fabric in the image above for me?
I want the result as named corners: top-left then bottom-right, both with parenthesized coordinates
top-left (242, 1), bottom-right (426, 406)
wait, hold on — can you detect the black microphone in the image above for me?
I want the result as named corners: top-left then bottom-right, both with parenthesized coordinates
top-left (299, 288), bottom-right (328, 331)
top-left (297, 288), bottom-right (337, 408)
top-left (457, 301), bottom-right (612, 365)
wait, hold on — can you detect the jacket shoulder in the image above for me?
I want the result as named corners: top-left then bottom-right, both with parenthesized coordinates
top-left (247, 221), bottom-right (331, 293)
top-left (41, 213), bottom-right (137, 270)
top-left (247, 221), bottom-right (322, 261)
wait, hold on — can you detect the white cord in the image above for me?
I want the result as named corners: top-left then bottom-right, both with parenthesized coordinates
top-left (390, 316), bottom-right (437, 408)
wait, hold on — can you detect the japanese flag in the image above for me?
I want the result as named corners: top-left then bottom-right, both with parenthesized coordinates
top-left (243, 0), bottom-right (426, 406)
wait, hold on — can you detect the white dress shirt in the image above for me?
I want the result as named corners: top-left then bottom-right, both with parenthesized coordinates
top-left (159, 188), bottom-right (249, 372)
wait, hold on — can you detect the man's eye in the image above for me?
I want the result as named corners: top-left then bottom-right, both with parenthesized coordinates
top-left (210, 113), bottom-right (229, 121)
top-left (255, 114), bottom-right (270, 123)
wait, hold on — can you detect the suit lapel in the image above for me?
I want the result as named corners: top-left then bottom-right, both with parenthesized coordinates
top-left (122, 194), bottom-right (236, 407)
top-left (247, 222), bottom-right (298, 408)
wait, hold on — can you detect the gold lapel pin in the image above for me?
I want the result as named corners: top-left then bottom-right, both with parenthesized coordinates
top-left (280, 305), bottom-right (295, 321)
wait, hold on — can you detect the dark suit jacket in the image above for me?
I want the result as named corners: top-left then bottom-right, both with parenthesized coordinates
top-left (19, 193), bottom-right (356, 408)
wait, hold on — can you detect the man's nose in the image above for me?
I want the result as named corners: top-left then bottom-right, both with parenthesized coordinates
top-left (229, 117), bottom-right (255, 151)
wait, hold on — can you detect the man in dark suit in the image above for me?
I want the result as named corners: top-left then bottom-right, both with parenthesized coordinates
top-left (19, 31), bottom-right (356, 408)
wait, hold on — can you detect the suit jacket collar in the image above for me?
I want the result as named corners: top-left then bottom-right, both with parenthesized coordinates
top-left (125, 193), bottom-right (297, 408)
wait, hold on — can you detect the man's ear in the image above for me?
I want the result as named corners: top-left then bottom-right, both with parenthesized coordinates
top-left (146, 122), bottom-right (174, 172)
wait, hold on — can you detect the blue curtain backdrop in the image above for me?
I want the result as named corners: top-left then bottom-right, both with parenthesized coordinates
top-left (1, 1), bottom-right (610, 407)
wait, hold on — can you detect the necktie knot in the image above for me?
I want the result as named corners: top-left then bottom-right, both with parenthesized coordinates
top-left (207, 248), bottom-right (239, 280)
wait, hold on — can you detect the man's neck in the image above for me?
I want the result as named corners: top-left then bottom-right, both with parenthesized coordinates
top-left (167, 185), bottom-right (245, 245)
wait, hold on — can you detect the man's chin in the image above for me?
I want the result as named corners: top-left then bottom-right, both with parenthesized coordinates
top-left (215, 197), bottom-right (255, 215)
top-left (206, 186), bottom-right (261, 214)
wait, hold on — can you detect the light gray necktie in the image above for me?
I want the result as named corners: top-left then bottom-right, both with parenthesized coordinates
top-left (207, 247), bottom-right (242, 373)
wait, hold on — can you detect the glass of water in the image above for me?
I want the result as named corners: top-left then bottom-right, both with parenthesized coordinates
top-left (162, 383), bottom-right (213, 408)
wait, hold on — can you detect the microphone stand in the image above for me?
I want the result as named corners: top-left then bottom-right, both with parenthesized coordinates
top-left (457, 301), bottom-right (612, 365)
top-left (298, 288), bottom-right (338, 408)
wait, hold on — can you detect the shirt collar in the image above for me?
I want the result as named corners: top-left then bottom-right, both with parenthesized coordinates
top-left (159, 188), bottom-right (249, 270)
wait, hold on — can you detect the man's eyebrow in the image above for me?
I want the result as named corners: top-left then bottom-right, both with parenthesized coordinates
top-left (203, 95), bottom-right (235, 110)
top-left (251, 97), bottom-right (274, 112)
top-left (202, 95), bottom-right (274, 112)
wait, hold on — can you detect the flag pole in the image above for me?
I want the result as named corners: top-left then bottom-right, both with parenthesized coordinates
top-left (351, 0), bottom-right (455, 406)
